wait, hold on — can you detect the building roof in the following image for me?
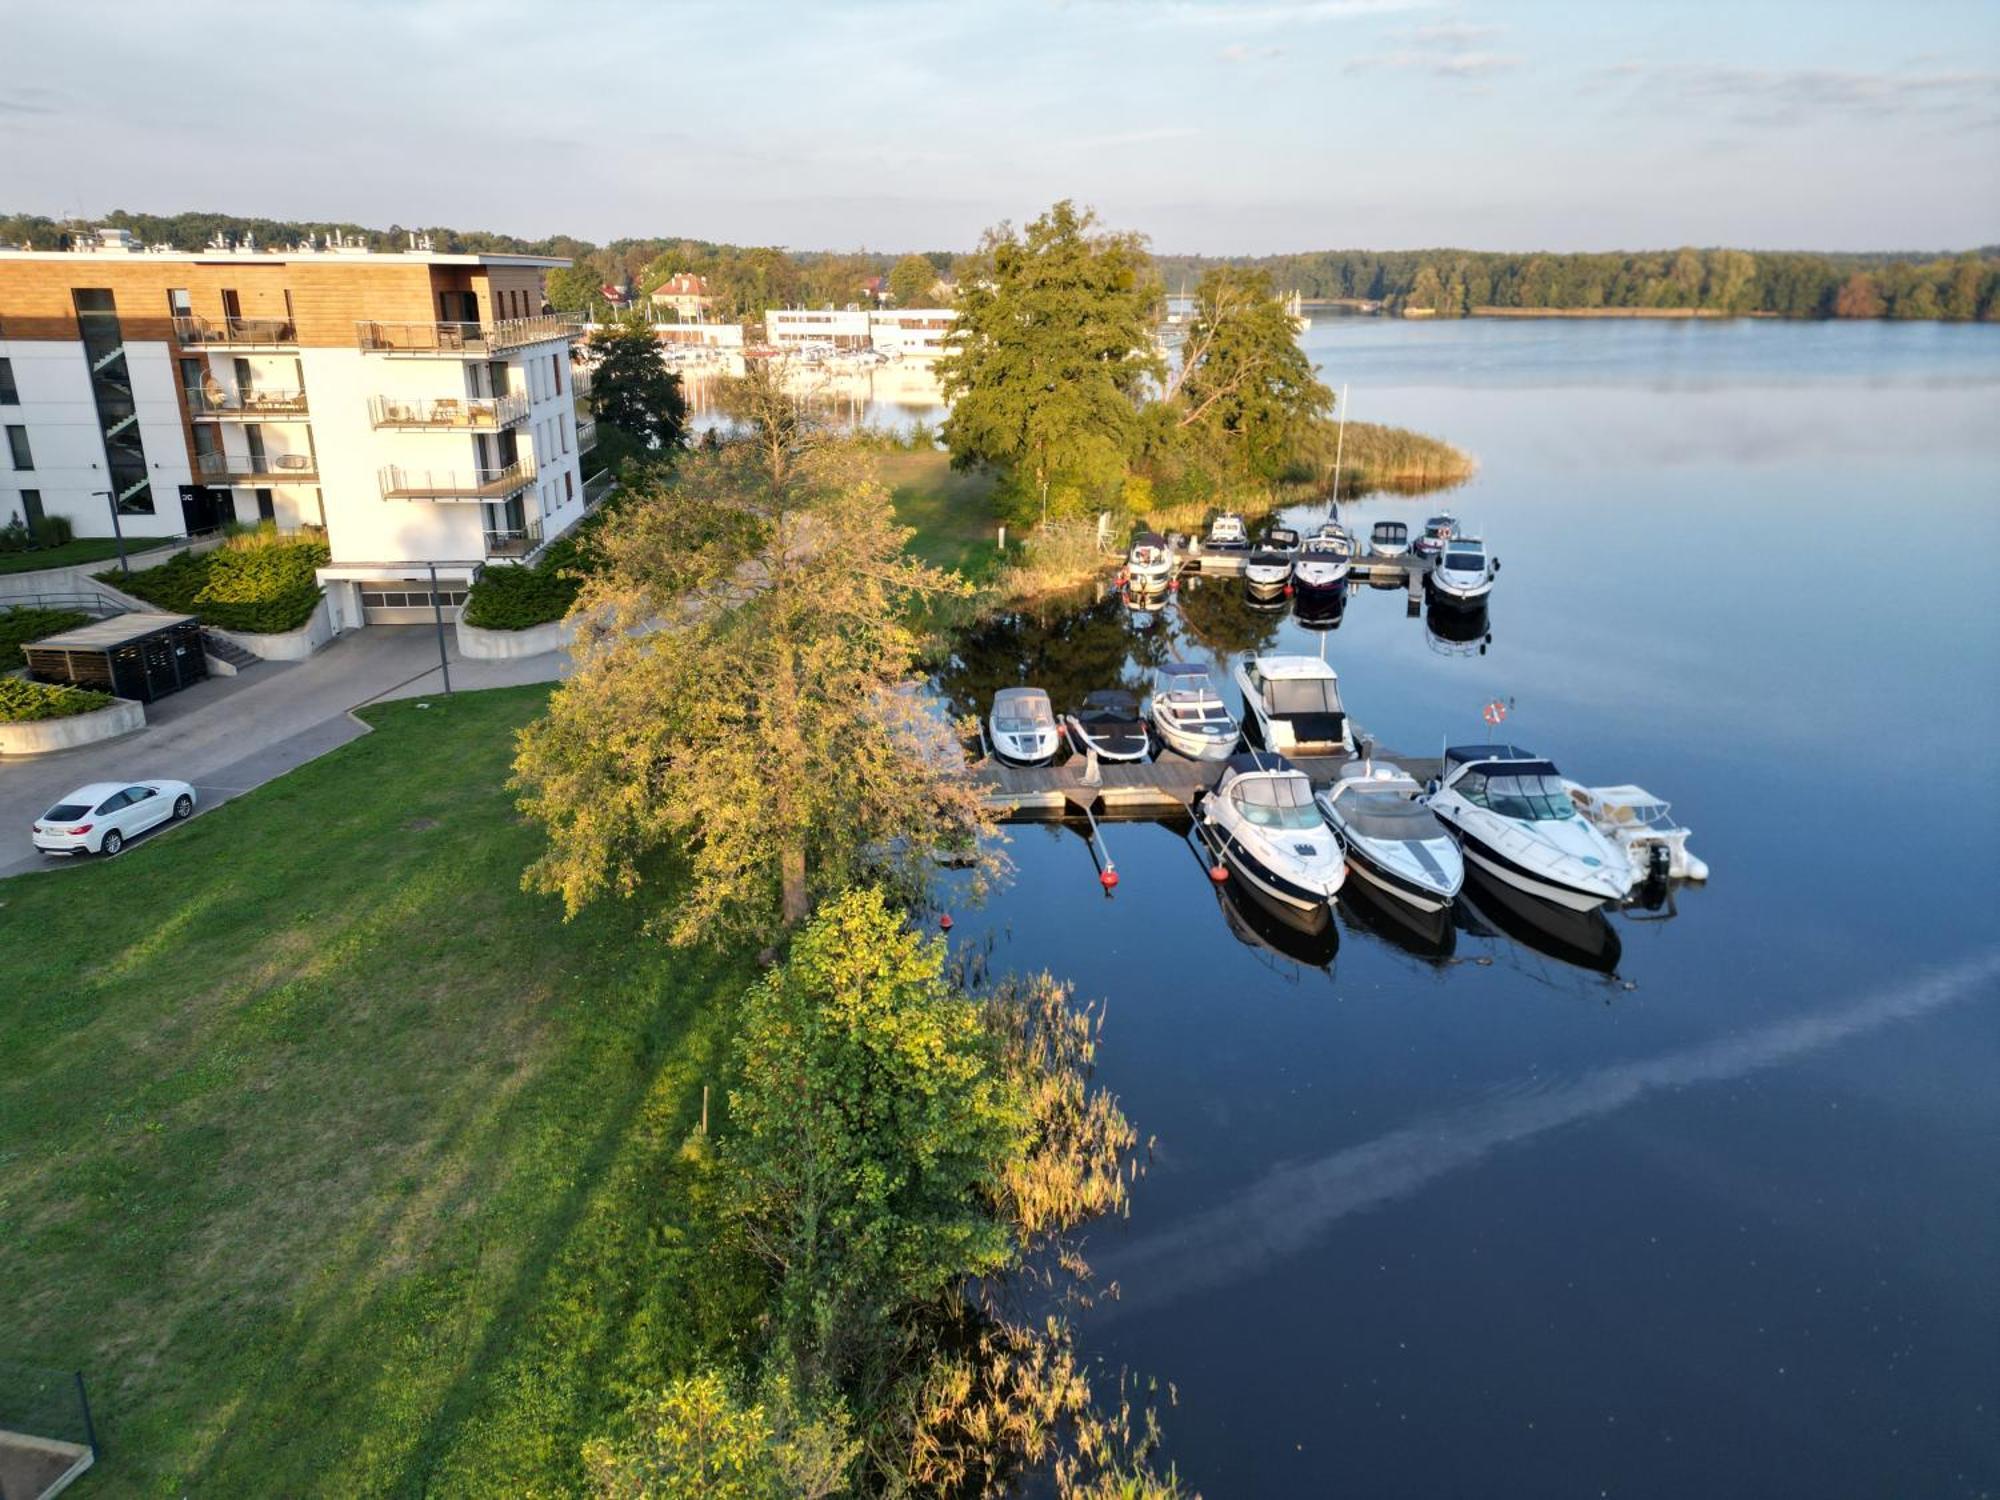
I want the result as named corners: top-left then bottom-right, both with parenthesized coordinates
top-left (27, 611), bottom-right (198, 650)
top-left (0, 246), bottom-right (569, 268)
top-left (652, 273), bottom-right (710, 297)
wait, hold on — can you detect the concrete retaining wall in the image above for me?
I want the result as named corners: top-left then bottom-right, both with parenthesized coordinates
top-left (456, 614), bottom-right (574, 659)
top-left (0, 535), bottom-right (217, 607)
top-left (210, 595), bottom-right (335, 661)
top-left (0, 696), bottom-right (145, 755)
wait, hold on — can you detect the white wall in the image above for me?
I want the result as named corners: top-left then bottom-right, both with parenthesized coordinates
top-left (765, 309), bottom-right (871, 346)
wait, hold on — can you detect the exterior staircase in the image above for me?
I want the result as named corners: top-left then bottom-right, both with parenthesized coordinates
top-left (200, 629), bottom-right (259, 677)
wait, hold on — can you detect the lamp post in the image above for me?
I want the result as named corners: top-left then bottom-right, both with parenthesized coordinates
top-left (426, 562), bottom-right (453, 694)
top-left (93, 490), bottom-right (129, 573)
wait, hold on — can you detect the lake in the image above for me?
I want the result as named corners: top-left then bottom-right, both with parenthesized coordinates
top-left (940, 318), bottom-right (2000, 1496)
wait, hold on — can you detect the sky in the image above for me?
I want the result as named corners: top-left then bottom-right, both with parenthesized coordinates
top-left (2, 0), bottom-right (1996, 255)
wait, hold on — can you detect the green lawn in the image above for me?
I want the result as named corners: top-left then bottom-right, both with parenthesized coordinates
top-left (879, 449), bottom-right (1007, 578)
top-left (0, 536), bottom-right (178, 575)
top-left (0, 686), bottom-right (761, 1495)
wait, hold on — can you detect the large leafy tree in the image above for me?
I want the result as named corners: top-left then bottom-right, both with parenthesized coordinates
top-left (937, 201), bottom-right (1162, 518)
top-left (586, 316), bottom-right (688, 450)
top-left (513, 435), bottom-right (984, 941)
top-left (887, 253), bottom-right (938, 308)
top-left (1169, 265), bottom-right (1333, 480)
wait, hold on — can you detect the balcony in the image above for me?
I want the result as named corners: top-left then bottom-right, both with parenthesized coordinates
top-left (173, 314), bottom-right (298, 348)
top-left (186, 387), bottom-right (310, 420)
top-left (576, 416), bottom-right (598, 451)
top-left (484, 519), bottom-right (545, 560)
top-left (355, 315), bottom-right (584, 356)
top-left (379, 461), bottom-right (535, 502)
top-left (195, 450), bottom-right (319, 483)
top-left (369, 393), bottom-right (529, 431)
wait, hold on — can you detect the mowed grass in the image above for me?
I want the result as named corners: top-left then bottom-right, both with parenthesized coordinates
top-left (879, 448), bottom-right (1005, 578)
top-left (0, 686), bottom-right (762, 1495)
top-left (0, 535), bottom-right (178, 575)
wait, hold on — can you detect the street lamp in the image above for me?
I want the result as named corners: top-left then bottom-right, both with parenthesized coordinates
top-left (92, 490), bottom-right (129, 573)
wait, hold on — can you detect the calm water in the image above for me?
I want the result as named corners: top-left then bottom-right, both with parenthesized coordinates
top-left (941, 318), bottom-right (2000, 1497)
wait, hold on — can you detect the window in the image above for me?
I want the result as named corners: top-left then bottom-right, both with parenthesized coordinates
top-left (20, 489), bottom-right (43, 526)
top-left (552, 353), bottom-right (563, 395)
top-left (5, 425), bottom-right (30, 470)
top-left (168, 288), bottom-right (192, 317)
top-left (564, 471), bottom-right (574, 503)
top-left (1267, 678), bottom-right (1339, 715)
top-left (0, 357), bottom-right (16, 404)
top-left (1230, 775), bottom-right (1321, 830)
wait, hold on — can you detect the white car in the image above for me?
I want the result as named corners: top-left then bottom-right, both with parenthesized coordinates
top-left (32, 779), bottom-right (196, 857)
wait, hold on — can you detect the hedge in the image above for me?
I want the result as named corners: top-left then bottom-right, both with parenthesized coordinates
top-left (460, 534), bottom-right (588, 631)
top-left (0, 608), bottom-right (89, 670)
top-left (102, 537), bottom-right (330, 633)
top-left (0, 678), bottom-right (114, 723)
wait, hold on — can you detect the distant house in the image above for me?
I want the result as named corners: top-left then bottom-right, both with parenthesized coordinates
top-left (860, 275), bottom-right (886, 305)
top-left (599, 283), bottom-right (630, 310)
top-left (650, 272), bottom-right (713, 321)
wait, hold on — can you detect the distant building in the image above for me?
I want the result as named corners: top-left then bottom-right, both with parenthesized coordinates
top-left (599, 283), bottom-right (630, 310)
top-left (764, 308), bottom-right (872, 351)
top-left (654, 322), bottom-right (743, 350)
top-left (650, 273), bottom-right (713, 321)
top-left (868, 308), bottom-right (956, 357)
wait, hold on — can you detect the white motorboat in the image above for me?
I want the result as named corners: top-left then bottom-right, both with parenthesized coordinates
top-left (1412, 512), bottom-right (1458, 560)
top-left (1292, 526), bottom-right (1355, 604)
top-left (1147, 663), bottom-right (1240, 760)
top-left (1566, 784), bottom-right (1710, 883)
top-left (988, 686), bottom-right (1061, 766)
top-left (1427, 535), bottom-right (1497, 605)
top-left (1315, 760), bottom-right (1464, 913)
top-left (1064, 689), bottom-right (1151, 763)
top-left (1234, 654), bottom-right (1353, 757)
top-left (1204, 512), bottom-right (1250, 551)
top-left (1124, 531), bottom-right (1175, 595)
top-left (1195, 751), bottom-right (1347, 932)
top-left (1369, 520), bottom-right (1410, 558)
top-left (1425, 745), bottom-right (1637, 910)
top-left (1243, 523), bottom-right (1299, 601)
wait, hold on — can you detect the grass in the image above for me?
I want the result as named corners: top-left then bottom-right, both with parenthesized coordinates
top-left (880, 449), bottom-right (1007, 579)
top-left (0, 685), bottom-right (763, 1495)
top-left (0, 536), bottom-right (177, 575)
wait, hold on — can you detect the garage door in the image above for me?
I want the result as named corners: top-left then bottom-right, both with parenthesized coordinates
top-left (359, 581), bottom-right (468, 625)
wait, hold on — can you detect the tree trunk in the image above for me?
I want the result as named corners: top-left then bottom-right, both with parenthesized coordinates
top-left (781, 841), bottom-right (808, 927)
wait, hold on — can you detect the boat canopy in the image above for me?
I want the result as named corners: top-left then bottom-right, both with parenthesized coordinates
top-left (1156, 663), bottom-right (1217, 695)
top-left (1335, 793), bottom-right (1443, 840)
top-left (1455, 766), bottom-right (1576, 821)
top-left (1576, 784), bottom-right (1676, 828)
top-left (992, 689), bottom-right (1053, 729)
top-left (1131, 531), bottom-right (1167, 551)
top-left (1224, 750), bottom-right (1299, 776)
top-left (1079, 689), bottom-right (1142, 719)
top-left (1444, 743), bottom-right (1539, 770)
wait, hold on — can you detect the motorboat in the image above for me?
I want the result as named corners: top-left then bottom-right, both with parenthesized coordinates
top-left (1412, 512), bottom-right (1459, 560)
top-left (1315, 760), bottom-right (1464, 913)
top-left (1425, 745), bottom-right (1637, 910)
top-left (1566, 784), bottom-right (1710, 884)
top-left (1063, 689), bottom-right (1151, 763)
top-left (988, 687), bottom-right (1061, 766)
top-left (1369, 520), bottom-right (1410, 558)
top-left (1147, 662), bottom-right (1241, 760)
top-left (1292, 527), bottom-right (1355, 605)
top-left (1243, 524), bottom-right (1299, 602)
top-left (1194, 751), bottom-right (1347, 932)
top-left (1427, 535), bottom-right (1497, 605)
top-left (1204, 512), bottom-right (1250, 551)
top-left (1124, 531), bottom-right (1175, 595)
top-left (1234, 654), bottom-right (1353, 757)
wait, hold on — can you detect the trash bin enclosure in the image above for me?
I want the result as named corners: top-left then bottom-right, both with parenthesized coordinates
top-left (22, 612), bottom-right (208, 704)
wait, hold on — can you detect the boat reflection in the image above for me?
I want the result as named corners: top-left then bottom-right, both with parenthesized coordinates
top-left (1424, 597), bottom-right (1493, 655)
top-left (1293, 584), bottom-right (1348, 633)
top-left (1186, 828), bottom-right (1341, 973)
top-left (1175, 573), bottom-right (1286, 658)
top-left (1455, 863), bottom-right (1623, 974)
top-left (1338, 872), bottom-right (1458, 961)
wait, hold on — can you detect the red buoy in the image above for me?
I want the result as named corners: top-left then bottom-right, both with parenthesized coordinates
top-left (938, 913), bottom-right (954, 931)
top-left (1208, 863), bottom-right (1229, 883)
top-left (1100, 869), bottom-right (1119, 889)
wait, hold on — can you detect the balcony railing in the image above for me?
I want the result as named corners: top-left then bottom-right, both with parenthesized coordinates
top-left (369, 393), bottom-right (529, 430)
top-left (582, 468), bottom-right (616, 508)
top-left (195, 450), bottom-right (319, 483)
top-left (185, 387), bottom-right (310, 419)
top-left (484, 520), bottom-right (545, 559)
top-left (379, 460), bottom-right (535, 502)
top-left (355, 315), bottom-right (584, 355)
top-left (572, 367), bottom-right (593, 398)
top-left (576, 416), bottom-right (598, 451)
top-left (173, 314), bottom-right (298, 347)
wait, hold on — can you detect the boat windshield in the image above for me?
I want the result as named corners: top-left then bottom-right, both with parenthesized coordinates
top-left (1443, 550), bottom-right (1484, 570)
top-left (1267, 678), bottom-right (1340, 714)
top-left (994, 699), bottom-right (1053, 731)
top-left (1462, 770), bottom-right (1576, 821)
top-left (1231, 774), bottom-right (1321, 829)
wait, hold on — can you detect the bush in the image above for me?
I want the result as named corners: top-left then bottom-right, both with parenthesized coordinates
top-left (0, 512), bottom-right (77, 554)
top-left (0, 607), bottom-right (89, 670)
top-left (102, 536), bottom-right (329, 632)
top-left (0, 678), bottom-right (114, 722)
top-left (462, 538), bottom-right (587, 631)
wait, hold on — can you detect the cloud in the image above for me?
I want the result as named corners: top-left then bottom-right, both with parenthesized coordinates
top-left (1598, 61), bottom-right (2000, 127)
top-left (0, 90), bottom-right (59, 116)
top-left (1404, 18), bottom-right (1502, 46)
top-left (1071, 125), bottom-right (1203, 149)
top-left (1219, 41), bottom-right (1286, 62)
top-left (1346, 48), bottom-right (1522, 78)
top-left (1156, 0), bottom-right (1431, 29)
top-left (1092, 949), bottom-right (2000, 1319)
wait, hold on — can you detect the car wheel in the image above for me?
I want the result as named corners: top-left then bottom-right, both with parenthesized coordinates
top-left (101, 829), bottom-right (123, 856)
top-left (173, 794), bottom-right (193, 820)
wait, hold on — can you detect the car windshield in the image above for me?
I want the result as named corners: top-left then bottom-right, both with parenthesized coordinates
top-left (1268, 678), bottom-right (1339, 714)
top-left (1232, 774), bottom-right (1321, 829)
top-left (1476, 772), bottom-right (1576, 821)
top-left (44, 802), bottom-right (90, 821)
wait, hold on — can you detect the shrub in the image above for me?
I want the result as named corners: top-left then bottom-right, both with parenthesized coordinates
top-left (0, 678), bottom-right (114, 722)
top-left (461, 529), bottom-right (597, 630)
top-left (0, 512), bottom-right (77, 554)
top-left (102, 537), bottom-right (330, 632)
top-left (0, 607), bottom-right (89, 670)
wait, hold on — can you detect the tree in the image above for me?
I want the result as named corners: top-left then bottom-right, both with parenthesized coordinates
top-left (512, 440), bottom-right (984, 940)
top-left (587, 316), bottom-right (688, 450)
top-left (887, 253), bottom-right (937, 308)
top-left (544, 265), bottom-right (603, 316)
top-left (1169, 266), bottom-right (1333, 481)
top-left (937, 201), bottom-right (1162, 519)
top-left (1833, 273), bottom-right (1886, 319)
top-left (584, 1370), bottom-right (856, 1499)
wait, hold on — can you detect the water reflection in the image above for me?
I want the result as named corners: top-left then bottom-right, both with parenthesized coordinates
top-left (1337, 870), bottom-right (1458, 960)
top-left (1424, 597), bottom-right (1492, 655)
top-left (681, 355), bottom-right (947, 435)
top-left (1455, 863), bottom-right (1623, 974)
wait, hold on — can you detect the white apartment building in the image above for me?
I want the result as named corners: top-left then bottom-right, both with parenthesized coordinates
top-left (761, 305), bottom-right (956, 357)
top-left (867, 308), bottom-right (956, 357)
top-left (0, 230), bottom-right (594, 626)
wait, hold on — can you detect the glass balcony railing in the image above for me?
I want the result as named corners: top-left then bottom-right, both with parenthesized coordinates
top-left (379, 461), bottom-right (535, 502)
top-left (185, 387), bottom-right (310, 419)
top-left (576, 416), bottom-right (598, 451)
top-left (173, 315), bottom-right (298, 347)
top-left (355, 315), bottom-right (584, 355)
top-left (369, 393), bottom-right (529, 430)
top-left (195, 450), bottom-right (319, 482)
top-left (484, 520), bottom-right (545, 559)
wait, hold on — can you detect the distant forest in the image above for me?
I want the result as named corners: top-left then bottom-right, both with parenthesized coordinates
top-left (4, 209), bottom-right (1995, 322)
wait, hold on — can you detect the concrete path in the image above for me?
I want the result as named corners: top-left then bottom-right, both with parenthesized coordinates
top-left (0, 626), bottom-right (569, 879)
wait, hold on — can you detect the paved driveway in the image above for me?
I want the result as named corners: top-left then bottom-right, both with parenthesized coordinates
top-left (0, 626), bottom-right (568, 879)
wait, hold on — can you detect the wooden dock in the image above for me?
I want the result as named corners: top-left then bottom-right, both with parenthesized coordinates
top-left (981, 738), bottom-right (1445, 821)
top-left (1167, 547), bottom-right (1430, 609)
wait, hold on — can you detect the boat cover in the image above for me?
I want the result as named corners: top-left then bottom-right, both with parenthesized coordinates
top-left (1335, 793), bottom-right (1445, 840)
